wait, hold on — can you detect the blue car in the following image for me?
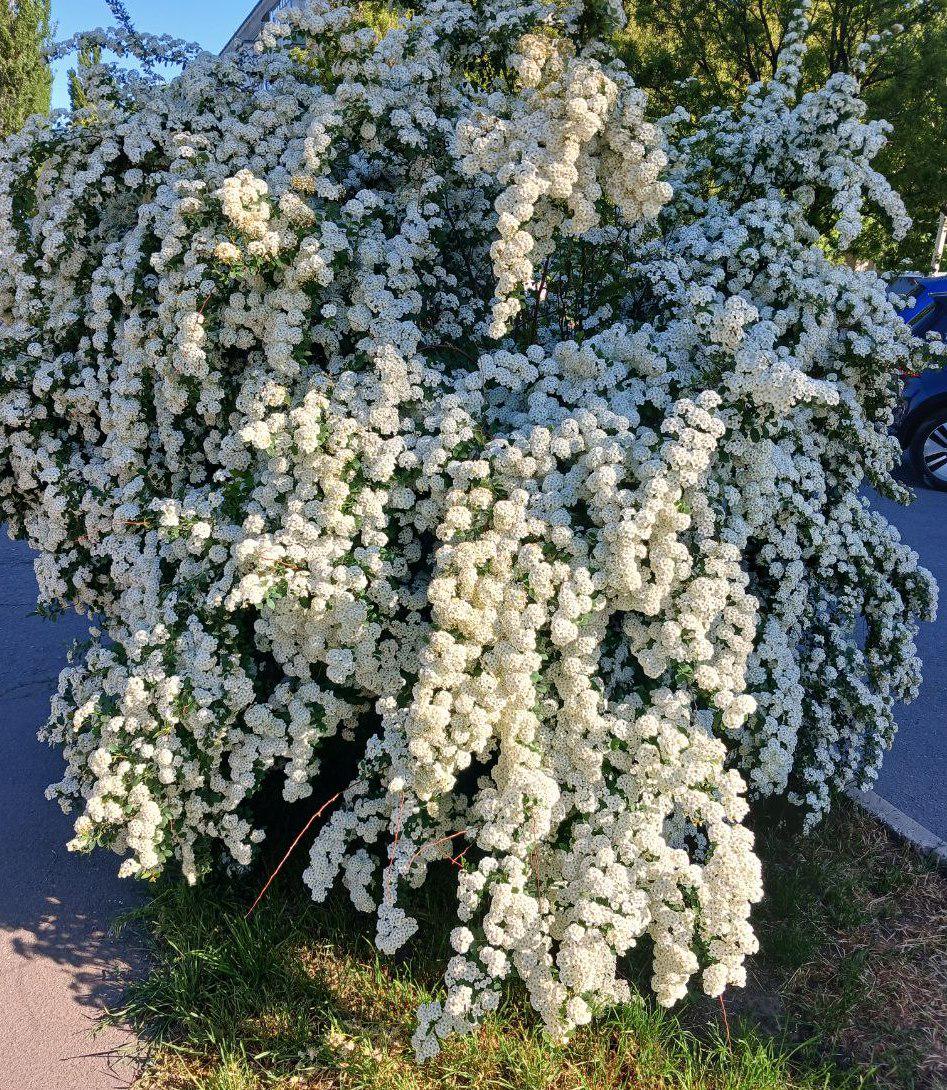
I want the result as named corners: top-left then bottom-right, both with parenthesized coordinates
top-left (892, 274), bottom-right (947, 490)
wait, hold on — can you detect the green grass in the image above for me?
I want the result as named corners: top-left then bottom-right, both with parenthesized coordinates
top-left (108, 800), bottom-right (946, 1090)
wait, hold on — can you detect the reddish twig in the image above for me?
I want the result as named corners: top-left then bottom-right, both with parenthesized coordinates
top-left (245, 791), bottom-right (341, 918)
top-left (719, 994), bottom-right (732, 1051)
top-left (382, 792), bottom-right (406, 902)
top-left (406, 828), bottom-right (468, 869)
top-left (449, 845), bottom-right (471, 869)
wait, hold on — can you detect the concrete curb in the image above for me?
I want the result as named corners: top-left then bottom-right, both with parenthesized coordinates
top-left (849, 788), bottom-right (947, 871)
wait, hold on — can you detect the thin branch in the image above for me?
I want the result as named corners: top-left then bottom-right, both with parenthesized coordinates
top-left (245, 791), bottom-right (341, 918)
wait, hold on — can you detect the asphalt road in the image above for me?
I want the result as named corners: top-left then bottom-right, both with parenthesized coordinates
top-left (0, 479), bottom-right (944, 1088)
top-left (872, 481), bottom-right (947, 841)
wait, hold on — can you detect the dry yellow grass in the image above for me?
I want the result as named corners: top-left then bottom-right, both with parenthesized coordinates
top-left (763, 808), bottom-right (947, 1089)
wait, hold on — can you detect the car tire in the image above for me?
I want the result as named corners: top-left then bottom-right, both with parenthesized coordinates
top-left (909, 407), bottom-right (947, 491)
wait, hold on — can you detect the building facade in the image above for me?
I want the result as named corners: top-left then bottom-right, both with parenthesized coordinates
top-left (221, 0), bottom-right (304, 53)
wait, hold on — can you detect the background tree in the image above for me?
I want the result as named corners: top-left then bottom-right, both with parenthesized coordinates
top-left (618, 0), bottom-right (947, 270)
top-left (67, 3), bottom-right (147, 118)
top-left (859, 15), bottom-right (947, 269)
top-left (68, 39), bottom-right (103, 114)
top-left (0, 0), bottom-right (52, 137)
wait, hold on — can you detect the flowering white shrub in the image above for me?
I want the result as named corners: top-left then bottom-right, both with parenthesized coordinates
top-left (0, 0), bottom-right (937, 1056)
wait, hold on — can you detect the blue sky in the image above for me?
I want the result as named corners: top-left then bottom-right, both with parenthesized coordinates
top-left (50, 1), bottom-right (245, 109)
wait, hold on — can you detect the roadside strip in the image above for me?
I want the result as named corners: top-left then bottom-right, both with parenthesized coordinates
top-left (851, 788), bottom-right (947, 870)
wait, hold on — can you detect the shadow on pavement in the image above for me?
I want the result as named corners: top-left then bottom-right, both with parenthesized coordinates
top-left (0, 533), bottom-right (143, 1090)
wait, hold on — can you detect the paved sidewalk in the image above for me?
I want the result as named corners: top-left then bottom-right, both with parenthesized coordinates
top-left (0, 534), bottom-right (140, 1090)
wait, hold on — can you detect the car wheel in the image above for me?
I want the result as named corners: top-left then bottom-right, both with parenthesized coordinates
top-left (910, 407), bottom-right (947, 491)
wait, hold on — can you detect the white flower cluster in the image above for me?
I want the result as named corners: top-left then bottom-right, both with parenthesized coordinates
top-left (0, 0), bottom-right (936, 1058)
top-left (454, 30), bottom-right (670, 335)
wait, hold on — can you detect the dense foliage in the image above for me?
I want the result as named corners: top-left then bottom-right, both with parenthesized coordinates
top-left (619, 0), bottom-right (947, 270)
top-left (0, 0), bottom-right (936, 1057)
top-left (0, 0), bottom-right (51, 137)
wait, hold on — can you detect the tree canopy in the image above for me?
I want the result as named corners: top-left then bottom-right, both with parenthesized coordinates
top-left (0, 0), bottom-right (51, 137)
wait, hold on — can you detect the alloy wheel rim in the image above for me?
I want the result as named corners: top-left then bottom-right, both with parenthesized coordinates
top-left (923, 421), bottom-right (947, 481)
